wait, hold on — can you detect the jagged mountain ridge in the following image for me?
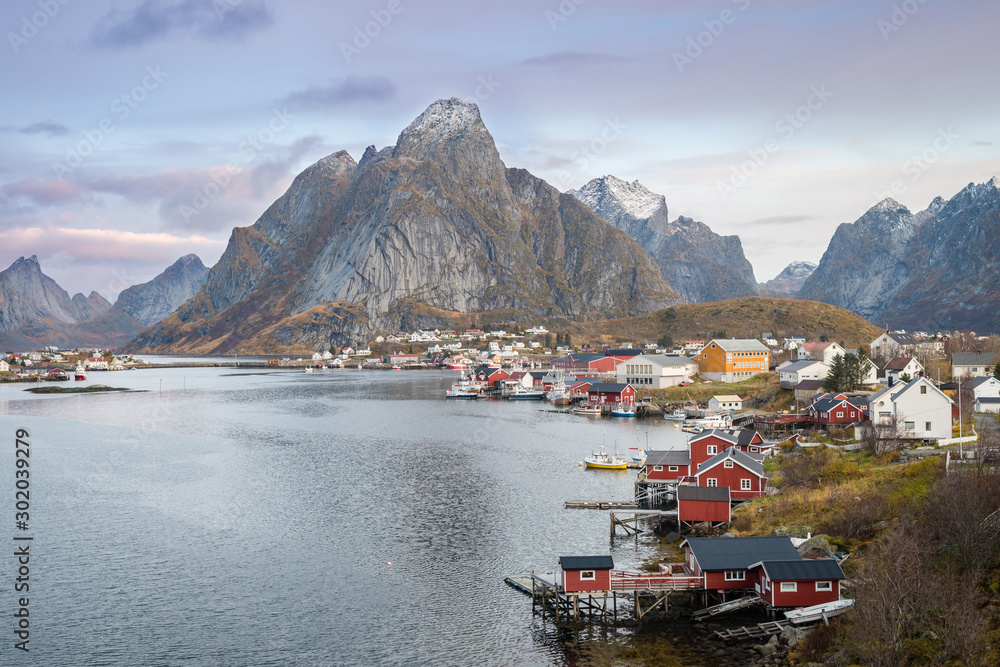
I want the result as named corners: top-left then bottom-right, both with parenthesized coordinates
top-left (127, 99), bottom-right (683, 354)
top-left (798, 178), bottom-right (1000, 331)
top-left (112, 254), bottom-right (209, 326)
top-left (759, 261), bottom-right (817, 297)
top-left (572, 176), bottom-right (760, 303)
top-left (0, 254), bottom-right (209, 348)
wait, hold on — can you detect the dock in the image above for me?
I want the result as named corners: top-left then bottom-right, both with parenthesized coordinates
top-left (714, 620), bottom-right (790, 641)
top-left (565, 500), bottom-right (639, 510)
top-left (610, 508), bottom-right (678, 538)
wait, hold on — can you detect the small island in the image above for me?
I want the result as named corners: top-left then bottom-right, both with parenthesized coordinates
top-left (24, 384), bottom-right (141, 395)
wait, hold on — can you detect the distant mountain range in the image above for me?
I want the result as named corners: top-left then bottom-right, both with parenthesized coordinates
top-left (127, 98), bottom-right (682, 354)
top-left (759, 261), bottom-right (817, 298)
top-left (799, 177), bottom-right (1000, 332)
top-left (571, 175), bottom-right (760, 303)
top-left (0, 255), bottom-right (208, 349)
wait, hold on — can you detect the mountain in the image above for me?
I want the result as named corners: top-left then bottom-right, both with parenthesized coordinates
top-left (571, 175), bottom-right (759, 302)
top-left (126, 99), bottom-right (682, 354)
top-left (111, 254), bottom-right (209, 326)
top-left (798, 177), bottom-right (1000, 331)
top-left (0, 254), bottom-right (210, 349)
top-left (759, 261), bottom-right (817, 297)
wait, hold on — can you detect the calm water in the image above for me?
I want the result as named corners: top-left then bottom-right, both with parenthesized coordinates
top-left (0, 368), bottom-right (688, 666)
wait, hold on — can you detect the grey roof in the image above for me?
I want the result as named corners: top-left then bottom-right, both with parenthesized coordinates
top-left (645, 450), bottom-right (691, 467)
top-left (627, 354), bottom-right (698, 368)
top-left (560, 555), bottom-right (614, 571)
top-left (710, 339), bottom-right (770, 353)
top-left (976, 397), bottom-right (1000, 404)
top-left (794, 379), bottom-right (826, 391)
top-left (605, 348), bottom-right (642, 357)
top-left (781, 360), bottom-right (826, 372)
top-left (588, 382), bottom-right (632, 393)
top-left (677, 485), bottom-right (731, 502)
top-left (695, 429), bottom-right (760, 447)
top-left (847, 396), bottom-right (870, 408)
top-left (952, 352), bottom-right (998, 367)
top-left (756, 559), bottom-right (845, 581)
top-left (886, 332), bottom-right (918, 345)
top-left (697, 447), bottom-right (765, 477)
top-left (811, 397), bottom-right (848, 413)
top-left (682, 537), bottom-right (800, 571)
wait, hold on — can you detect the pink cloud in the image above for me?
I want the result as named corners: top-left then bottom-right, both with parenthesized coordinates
top-left (1, 179), bottom-right (87, 205)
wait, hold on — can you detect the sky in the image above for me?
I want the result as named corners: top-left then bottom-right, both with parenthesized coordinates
top-left (1, 0), bottom-right (998, 299)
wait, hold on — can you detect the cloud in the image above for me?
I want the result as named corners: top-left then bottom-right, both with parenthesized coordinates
top-left (19, 121), bottom-right (71, 137)
top-left (88, 0), bottom-right (274, 49)
top-left (520, 51), bottom-right (627, 67)
top-left (970, 140), bottom-right (995, 147)
top-left (1, 179), bottom-right (88, 206)
top-left (746, 215), bottom-right (819, 227)
top-left (280, 76), bottom-right (395, 111)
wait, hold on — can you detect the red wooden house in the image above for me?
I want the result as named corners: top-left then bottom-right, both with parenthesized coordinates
top-left (808, 393), bottom-right (866, 425)
top-left (473, 366), bottom-right (510, 387)
top-left (689, 429), bottom-right (767, 468)
top-left (694, 447), bottom-right (768, 500)
top-left (642, 450), bottom-right (692, 481)
top-left (677, 484), bottom-right (731, 524)
top-left (551, 353), bottom-right (620, 375)
top-left (750, 559), bottom-right (845, 608)
top-left (558, 555), bottom-right (614, 592)
top-left (681, 536), bottom-right (801, 592)
top-left (586, 383), bottom-right (635, 406)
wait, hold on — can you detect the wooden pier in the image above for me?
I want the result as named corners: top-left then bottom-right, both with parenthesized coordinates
top-left (610, 508), bottom-right (678, 539)
top-left (565, 500), bottom-right (639, 510)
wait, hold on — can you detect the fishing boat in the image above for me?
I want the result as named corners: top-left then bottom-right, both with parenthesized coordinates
top-left (304, 367), bottom-right (315, 373)
top-left (546, 381), bottom-right (572, 406)
top-left (694, 414), bottom-right (731, 430)
top-left (784, 599), bottom-right (854, 625)
top-left (509, 385), bottom-right (545, 400)
top-left (74, 365), bottom-right (87, 381)
top-left (611, 404), bottom-right (636, 418)
top-left (666, 409), bottom-right (688, 421)
top-left (572, 404), bottom-right (602, 416)
top-left (448, 362), bottom-right (467, 370)
top-left (446, 372), bottom-right (482, 399)
top-left (584, 446), bottom-right (628, 470)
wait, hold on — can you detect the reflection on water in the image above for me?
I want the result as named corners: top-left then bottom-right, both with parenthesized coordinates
top-left (0, 369), bottom-right (691, 666)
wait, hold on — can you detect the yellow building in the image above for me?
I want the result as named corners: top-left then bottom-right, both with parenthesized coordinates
top-left (696, 339), bottom-right (770, 382)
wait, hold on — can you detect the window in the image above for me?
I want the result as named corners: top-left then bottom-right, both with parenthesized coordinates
top-left (724, 570), bottom-right (745, 581)
top-left (815, 581), bottom-right (832, 592)
top-left (741, 479), bottom-right (752, 490)
top-left (653, 465), bottom-right (663, 472)
top-left (707, 445), bottom-right (717, 455)
top-left (724, 461), bottom-right (734, 468)
top-left (706, 478), bottom-right (717, 487)
top-left (925, 422), bottom-right (932, 431)
top-left (904, 421), bottom-right (914, 430)
top-left (580, 570), bottom-right (595, 580)
top-left (920, 385), bottom-right (927, 394)
top-left (835, 411), bottom-right (843, 418)
top-left (780, 582), bottom-right (797, 592)
top-left (668, 466), bottom-right (678, 472)
top-left (750, 447), bottom-right (758, 453)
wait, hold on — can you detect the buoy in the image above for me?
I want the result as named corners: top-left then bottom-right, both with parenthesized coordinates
top-left (387, 562), bottom-right (392, 567)
top-left (579, 462), bottom-right (583, 466)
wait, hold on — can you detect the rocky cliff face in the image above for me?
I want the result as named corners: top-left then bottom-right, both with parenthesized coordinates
top-left (798, 178), bottom-right (1000, 331)
top-left (759, 261), bottom-right (817, 297)
top-left (112, 254), bottom-right (209, 326)
top-left (127, 99), bottom-right (682, 354)
top-left (572, 176), bottom-right (759, 302)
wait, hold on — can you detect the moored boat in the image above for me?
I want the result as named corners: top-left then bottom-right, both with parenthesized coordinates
top-left (584, 446), bottom-right (628, 470)
top-left (666, 409), bottom-right (688, 421)
top-left (572, 404), bottom-right (602, 416)
top-left (611, 405), bottom-right (636, 418)
top-left (74, 365), bottom-right (87, 381)
top-left (509, 386), bottom-right (545, 400)
top-left (546, 381), bottom-right (572, 406)
top-left (784, 599), bottom-right (854, 625)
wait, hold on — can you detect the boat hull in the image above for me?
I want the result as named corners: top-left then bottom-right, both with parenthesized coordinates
top-left (585, 461), bottom-right (628, 470)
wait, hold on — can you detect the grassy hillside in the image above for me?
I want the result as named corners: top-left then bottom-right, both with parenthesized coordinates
top-left (567, 297), bottom-right (882, 349)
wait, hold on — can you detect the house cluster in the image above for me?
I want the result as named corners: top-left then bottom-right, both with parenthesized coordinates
top-left (0, 349), bottom-right (138, 379)
top-left (557, 535), bottom-right (846, 610)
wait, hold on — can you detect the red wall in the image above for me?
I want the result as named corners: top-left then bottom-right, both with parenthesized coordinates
top-left (704, 570), bottom-right (756, 591)
top-left (562, 569), bottom-right (612, 592)
top-left (757, 576), bottom-right (840, 607)
top-left (678, 499), bottom-right (731, 523)
top-left (696, 462), bottom-right (766, 500)
top-left (588, 387), bottom-right (636, 405)
top-left (689, 435), bottom-right (728, 468)
top-left (646, 463), bottom-right (690, 481)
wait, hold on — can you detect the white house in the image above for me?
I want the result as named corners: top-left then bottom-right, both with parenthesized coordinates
top-left (870, 331), bottom-right (919, 360)
top-left (883, 356), bottom-right (924, 384)
top-left (526, 326), bottom-right (548, 335)
top-left (528, 340), bottom-right (541, 349)
top-left (783, 335), bottom-right (806, 351)
top-left (778, 360), bottom-right (829, 389)
top-left (795, 341), bottom-right (846, 365)
top-left (351, 347), bottom-right (371, 357)
top-left (952, 352), bottom-right (998, 381)
top-left (975, 397), bottom-right (1000, 414)
top-left (708, 395), bottom-right (743, 412)
top-left (312, 352), bottom-right (323, 361)
top-left (762, 333), bottom-right (778, 347)
top-left (615, 354), bottom-right (699, 388)
top-left (869, 376), bottom-right (953, 441)
top-left (968, 376), bottom-right (1000, 401)
top-left (0, 360), bottom-right (9, 372)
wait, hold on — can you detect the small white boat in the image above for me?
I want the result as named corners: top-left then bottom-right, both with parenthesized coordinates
top-left (509, 386), bottom-right (545, 400)
top-left (74, 364), bottom-right (87, 381)
top-left (304, 367), bottom-right (315, 373)
top-left (584, 446), bottom-right (628, 470)
top-left (611, 405), bottom-right (636, 418)
top-left (546, 381), bottom-right (572, 406)
top-left (784, 599), bottom-right (854, 625)
top-left (666, 409), bottom-right (687, 421)
top-left (694, 414), bottom-right (731, 429)
top-left (572, 404), bottom-right (602, 416)
top-left (446, 372), bottom-right (482, 399)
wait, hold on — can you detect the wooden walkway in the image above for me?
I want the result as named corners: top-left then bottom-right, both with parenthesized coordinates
top-left (715, 620), bottom-right (790, 641)
top-left (692, 594), bottom-right (762, 620)
top-left (565, 500), bottom-right (639, 510)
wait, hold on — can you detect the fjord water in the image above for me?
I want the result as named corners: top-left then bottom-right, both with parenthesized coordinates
top-left (0, 368), bottom-right (687, 666)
